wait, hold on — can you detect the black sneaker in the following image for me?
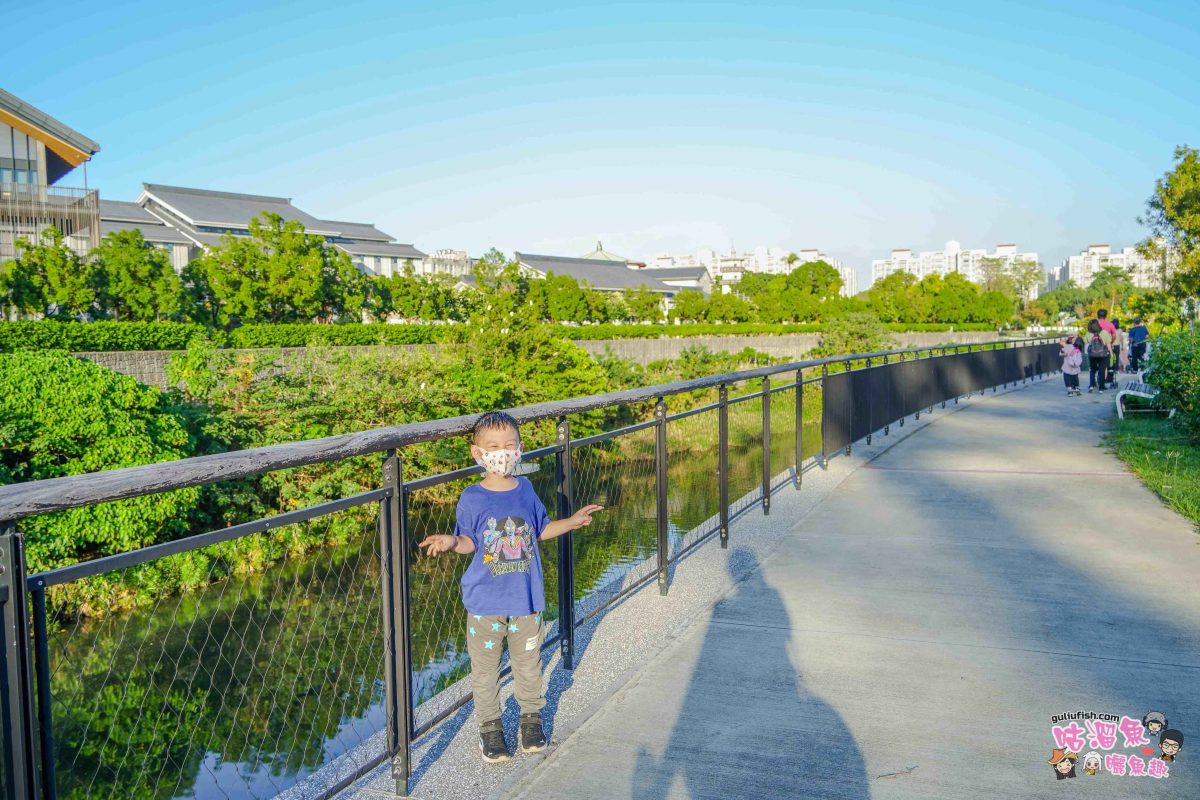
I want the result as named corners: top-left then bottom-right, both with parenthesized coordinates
top-left (519, 713), bottom-right (547, 753)
top-left (479, 720), bottom-right (509, 763)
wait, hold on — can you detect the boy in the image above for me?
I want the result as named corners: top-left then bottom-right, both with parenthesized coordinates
top-left (418, 411), bottom-right (602, 762)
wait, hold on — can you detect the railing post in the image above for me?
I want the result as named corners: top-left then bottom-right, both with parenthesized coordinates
top-left (819, 364), bottom-right (830, 467)
top-left (793, 371), bottom-right (803, 490)
top-left (29, 585), bottom-right (56, 800)
top-left (554, 417), bottom-right (576, 670)
top-left (864, 357), bottom-right (872, 446)
top-left (378, 453), bottom-right (412, 796)
top-left (719, 384), bottom-right (730, 546)
top-left (843, 361), bottom-right (853, 456)
top-left (654, 398), bottom-right (669, 595)
top-left (882, 354), bottom-right (890, 436)
top-left (760, 377), bottom-right (771, 514)
top-left (0, 524), bottom-right (39, 800)
top-left (898, 352), bottom-right (905, 427)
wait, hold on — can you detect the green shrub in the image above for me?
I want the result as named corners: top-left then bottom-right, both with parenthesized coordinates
top-left (813, 313), bottom-right (897, 357)
top-left (0, 320), bottom-right (209, 352)
top-left (1145, 329), bottom-right (1200, 440)
top-left (0, 351), bottom-right (204, 575)
top-left (226, 323), bottom-right (446, 348)
top-left (0, 319), bottom-right (999, 353)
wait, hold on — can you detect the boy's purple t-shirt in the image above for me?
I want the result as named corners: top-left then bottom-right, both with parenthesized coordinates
top-left (454, 478), bottom-right (551, 616)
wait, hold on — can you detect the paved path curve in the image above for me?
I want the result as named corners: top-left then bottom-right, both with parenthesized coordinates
top-left (504, 379), bottom-right (1200, 799)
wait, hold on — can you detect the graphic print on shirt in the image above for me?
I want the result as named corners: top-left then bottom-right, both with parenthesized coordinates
top-left (480, 515), bottom-right (534, 576)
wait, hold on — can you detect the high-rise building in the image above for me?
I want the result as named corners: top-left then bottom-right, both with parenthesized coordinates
top-left (1, 89), bottom-right (101, 261)
top-left (647, 245), bottom-right (852, 295)
top-left (871, 240), bottom-right (1040, 297)
top-left (1049, 243), bottom-right (1174, 291)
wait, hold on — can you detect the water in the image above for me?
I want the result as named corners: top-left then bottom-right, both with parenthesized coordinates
top-left (46, 396), bottom-right (818, 799)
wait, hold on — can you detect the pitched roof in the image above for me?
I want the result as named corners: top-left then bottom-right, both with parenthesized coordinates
top-left (334, 241), bottom-right (427, 259)
top-left (637, 266), bottom-right (708, 281)
top-left (319, 220), bottom-right (395, 242)
top-left (139, 183), bottom-right (341, 236)
top-left (516, 252), bottom-right (673, 292)
top-left (99, 219), bottom-right (194, 245)
top-left (580, 240), bottom-right (626, 262)
top-left (100, 199), bottom-right (161, 224)
top-left (0, 88), bottom-right (100, 162)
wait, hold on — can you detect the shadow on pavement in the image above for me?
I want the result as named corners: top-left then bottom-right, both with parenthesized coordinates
top-left (630, 549), bottom-right (869, 800)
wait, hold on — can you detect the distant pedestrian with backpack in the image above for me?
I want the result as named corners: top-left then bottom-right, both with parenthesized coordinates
top-left (1085, 319), bottom-right (1111, 393)
top-left (1060, 336), bottom-right (1083, 396)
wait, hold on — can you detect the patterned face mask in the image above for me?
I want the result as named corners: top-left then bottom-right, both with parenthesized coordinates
top-left (476, 447), bottom-right (522, 477)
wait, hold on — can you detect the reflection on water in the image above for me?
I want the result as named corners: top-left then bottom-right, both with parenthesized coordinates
top-left (50, 403), bottom-right (817, 799)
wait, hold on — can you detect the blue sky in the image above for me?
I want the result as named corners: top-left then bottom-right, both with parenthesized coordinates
top-left (7, 0), bottom-right (1198, 285)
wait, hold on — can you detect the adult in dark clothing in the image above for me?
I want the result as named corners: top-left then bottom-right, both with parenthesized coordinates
top-left (1085, 318), bottom-right (1110, 393)
top-left (1129, 318), bottom-right (1150, 372)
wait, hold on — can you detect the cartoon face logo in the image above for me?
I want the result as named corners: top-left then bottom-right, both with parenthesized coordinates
top-left (1082, 752), bottom-right (1102, 775)
top-left (1143, 711), bottom-right (1168, 735)
top-left (1159, 730), bottom-right (1184, 762)
top-left (1048, 749), bottom-right (1077, 779)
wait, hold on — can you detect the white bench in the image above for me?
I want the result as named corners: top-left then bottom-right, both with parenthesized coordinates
top-left (1115, 379), bottom-right (1176, 420)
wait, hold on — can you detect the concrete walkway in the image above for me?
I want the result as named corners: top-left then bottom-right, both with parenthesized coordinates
top-left (505, 379), bottom-right (1200, 799)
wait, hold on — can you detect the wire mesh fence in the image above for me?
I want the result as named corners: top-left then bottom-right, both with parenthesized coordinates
top-left (41, 504), bottom-right (385, 800)
top-left (570, 425), bottom-right (658, 621)
top-left (0, 339), bottom-right (1060, 800)
top-left (726, 387), bottom-right (765, 518)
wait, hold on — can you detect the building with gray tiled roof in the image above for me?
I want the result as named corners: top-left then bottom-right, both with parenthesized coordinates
top-left (99, 199), bottom-right (195, 271)
top-left (515, 252), bottom-right (675, 294)
top-left (115, 183), bottom-right (427, 276)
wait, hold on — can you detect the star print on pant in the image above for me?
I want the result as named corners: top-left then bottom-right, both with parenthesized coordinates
top-left (464, 611), bottom-right (546, 723)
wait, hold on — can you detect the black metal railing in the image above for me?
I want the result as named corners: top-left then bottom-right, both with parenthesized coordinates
top-left (0, 337), bottom-right (1060, 800)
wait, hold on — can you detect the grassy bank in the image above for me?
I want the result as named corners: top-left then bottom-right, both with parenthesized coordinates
top-left (1108, 416), bottom-right (1200, 529)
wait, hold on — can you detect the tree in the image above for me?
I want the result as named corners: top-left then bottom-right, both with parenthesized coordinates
top-left (624, 285), bottom-right (663, 322)
top-left (0, 257), bottom-right (42, 318)
top-left (543, 273), bottom-right (588, 322)
top-left (1140, 145), bottom-right (1200, 300)
top-left (670, 289), bottom-right (707, 322)
top-left (1089, 264), bottom-right (1136, 314)
top-left (977, 257), bottom-right (1018, 298)
top-left (704, 291), bottom-right (754, 322)
top-left (93, 230), bottom-right (182, 321)
top-left (1009, 259), bottom-right (1044, 303)
top-left (784, 257), bottom-right (842, 299)
top-left (185, 212), bottom-right (366, 325)
top-left (812, 313), bottom-right (895, 356)
top-left (8, 227), bottom-right (98, 319)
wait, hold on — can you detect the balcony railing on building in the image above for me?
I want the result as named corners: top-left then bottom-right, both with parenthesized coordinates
top-left (0, 183), bottom-right (100, 261)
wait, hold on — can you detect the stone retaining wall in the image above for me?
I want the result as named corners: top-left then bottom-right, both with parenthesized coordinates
top-left (74, 331), bottom-right (1000, 389)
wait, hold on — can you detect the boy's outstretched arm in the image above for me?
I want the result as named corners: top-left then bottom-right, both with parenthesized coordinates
top-left (541, 504), bottom-right (604, 541)
top-left (418, 534), bottom-right (476, 555)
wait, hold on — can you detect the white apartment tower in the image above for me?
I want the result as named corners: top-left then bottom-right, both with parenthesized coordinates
top-left (1048, 243), bottom-right (1174, 291)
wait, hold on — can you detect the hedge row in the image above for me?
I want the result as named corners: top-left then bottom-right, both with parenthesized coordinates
top-left (0, 321), bottom-right (207, 352)
top-left (0, 320), bottom-right (1000, 352)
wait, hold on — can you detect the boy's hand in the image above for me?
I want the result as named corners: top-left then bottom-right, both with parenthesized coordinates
top-left (418, 534), bottom-right (458, 556)
top-left (566, 504), bottom-right (604, 531)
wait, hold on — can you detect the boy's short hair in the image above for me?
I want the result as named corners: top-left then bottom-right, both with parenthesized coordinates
top-left (1097, 308), bottom-right (1108, 318)
top-left (473, 411), bottom-right (521, 443)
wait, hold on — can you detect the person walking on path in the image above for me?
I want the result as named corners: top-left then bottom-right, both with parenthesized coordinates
top-left (1060, 336), bottom-right (1083, 396)
top-left (1085, 319), bottom-right (1112, 393)
top-left (1129, 317), bottom-right (1150, 372)
top-left (1112, 318), bottom-right (1130, 376)
top-left (1096, 309), bottom-right (1118, 386)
